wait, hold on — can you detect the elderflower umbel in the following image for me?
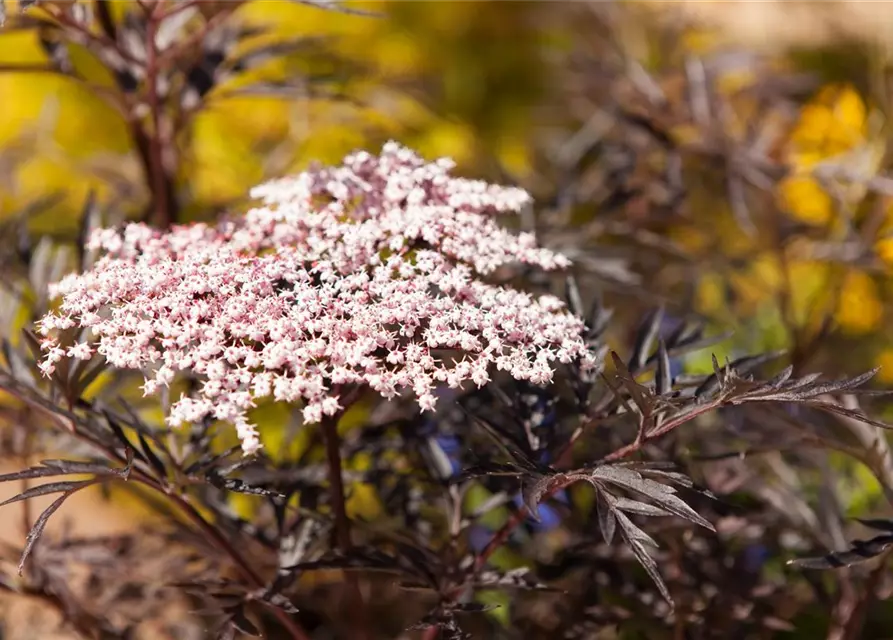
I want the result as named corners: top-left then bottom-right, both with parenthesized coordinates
top-left (39, 143), bottom-right (595, 455)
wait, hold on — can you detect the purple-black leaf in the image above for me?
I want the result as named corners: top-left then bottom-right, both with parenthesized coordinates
top-left (474, 567), bottom-right (556, 591)
top-left (0, 480), bottom-right (94, 507)
top-left (615, 511), bottom-right (673, 605)
top-left (629, 306), bottom-right (664, 371)
top-left (596, 489), bottom-right (616, 544)
top-left (855, 518), bottom-right (893, 532)
top-left (136, 430), bottom-right (167, 479)
top-left (207, 474), bottom-right (285, 498)
top-left (655, 339), bottom-right (672, 395)
top-left (17, 486), bottom-right (89, 574)
top-left (788, 534), bottom-right (893, 570)
top-left (0, 460), bottom-right (108, 483)
top-left (590, 465), bottom-right (713, 530)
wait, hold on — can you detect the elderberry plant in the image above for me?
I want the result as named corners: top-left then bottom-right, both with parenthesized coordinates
top-left (0, 143), bottom-right (890, 640)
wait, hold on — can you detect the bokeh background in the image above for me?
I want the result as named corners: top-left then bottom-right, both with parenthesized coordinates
top-left (4, 1), bottom-right (893, 637)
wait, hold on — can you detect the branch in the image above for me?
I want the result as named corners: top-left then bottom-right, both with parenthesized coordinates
top-left (320, 407), bottom-right (370, 640)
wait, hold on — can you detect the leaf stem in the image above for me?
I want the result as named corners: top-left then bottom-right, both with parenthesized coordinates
top-left (321, 413), bottom-right (352, 551)
top-left (165, 491), bottom-right (312, 640)
top-left (466, 398), bottom-right (725, 594)
top-left (144, 2), bottom-right (175, 228)
top-left (0, 381), bottom-right (311, 640)
top-left (321, 408), bottom-right (371, 640)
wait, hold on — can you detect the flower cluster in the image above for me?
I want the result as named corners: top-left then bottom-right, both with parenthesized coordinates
top-left (39, 143), bottom-right (594, 454)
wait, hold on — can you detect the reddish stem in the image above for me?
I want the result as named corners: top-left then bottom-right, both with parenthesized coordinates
top-left (170, 492), bottom-right (312, 640)
top-left (321, 411), bottom-right (371, 640)
top-left (468, 397), bottom-right (725, 588)
top-left (421, 625), bottom-right (441, 640)
top-left (321, 413), bottom-right (352, 551)
top-left (144, 2), bottom-right (174, 228)
top-left (3, 387), bottom-right (312, 640)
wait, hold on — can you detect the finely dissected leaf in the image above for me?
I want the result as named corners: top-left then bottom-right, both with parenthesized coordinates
top-left (590, 465), bottom-right (713, 530)
top-left (258, 591), bottom-right (300, 615)
top-left (137, 430), bottom-right (167, 478)
top-left (600, 370), bottom-right (639, 419)
top-left (17, 491), bottom-right (73, 574)
top-left (391, 541), bottom-right (442, 586)
top-left (695, 352), bottom-right (783, 399)
top-left (75, 189), bottom-right (98, 271)
top-left (284, 546), bottom-right (435, 585)
top-left (184, 447), bottom-right (242, 476)
top-left (804, 367), bottom-right (881, 397)
top-left (613, 510), bottom-right (659, 548)
top-left (453, 462), bottom-right (530, 483)
top-left (629, 307), bottom-right (664, 371)
top-left (585, 301), bottom-right (613, 343)
top-left (806, 402), bottom-right (893, 430)
top-left (225, 606), bottom-right (262, 637)
top-left (636, 466), bottom-right (717, 499)
top-left (0, 480), bottom-right (94, 507)
top-left (663, 320), bottom-right (699, 350)
top-left (855, 518), bottom-right (893, 533)
top-left (467, 413), bottom-right (543, 472)
top-left (565, 275), bottom-right (584, 317)
top-left (277, 519), bottom-right (323, 571)
top-left (610, 351), bottom-right (652, 412)
top-left (522, 471), bottom-right (590, 521)
top-left (21, 328), bottom-right (43, 364)
top-left (783, 371), bottom-right (823, 391)
top-left (615, 510), bottom-right (672, 605)
top-left (285, 553), bottom-right (405, 575)
top-left (765, 365), bottom-right (794, 390)
top-left (0, 460), bottom-right (115, 483)
top-left (747, 368), bottom-right (883, 404)
top-left (474, 567), bottom-right (556, 591)
top-left (0, 339), bottom-right (32, 385)
top-left (788, 534), bottom-right (893, 569)
top-left (659, 325), bottom-right (732, 363)
top-left (521, 474), bottom-right (553, 522)
top-left (207, 474), bottom-right (285, 498)
top-left (595, 489), bottom-right (616, 544)
top-left (69, 357), bottom-right (107, 399)
top-left (655, 339), bottom-right (672, 396)
top-left (611, 497), bottom-right (673, 517)
top-left (103, 410), bottom-right (145, 461)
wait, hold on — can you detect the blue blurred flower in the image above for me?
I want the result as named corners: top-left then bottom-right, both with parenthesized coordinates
top-left (469, 524), bottom-right (493, 552)
top-left (513, 488), bottom-right (568, 531)
top-left (742, 543), bottom-right (770, 573)
top-left (434, 433), bottom-right (462, 476)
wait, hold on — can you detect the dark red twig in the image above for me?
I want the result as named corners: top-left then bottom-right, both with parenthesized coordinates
top-left (320, 404), bottom-right (371, 640)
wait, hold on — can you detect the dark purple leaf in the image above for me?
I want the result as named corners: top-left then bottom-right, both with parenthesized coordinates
top-left (629, 306), bottom-right (664, 371)
top-left (655, 339), bottom-right (671, 395)
top-left (788, 534), bottom-right (893, 569)
top-left (855, 518), bottom-right (893, 532)
top-left (615, 511), bottom-right (672, 605)
top-left (137, 430), bottom-right (167, 478)
top-left (0, 480), bottom-right (94, 507)
top-left (17, 486), bottom-right (89, 574)
top-left (595, 490), bottom-right (616, 544)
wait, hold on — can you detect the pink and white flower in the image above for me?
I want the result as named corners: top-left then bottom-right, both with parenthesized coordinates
top-left (38, 143), bottom-right (594, 455)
